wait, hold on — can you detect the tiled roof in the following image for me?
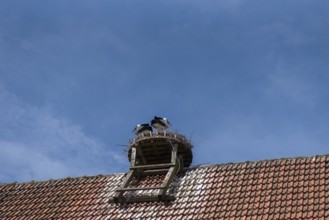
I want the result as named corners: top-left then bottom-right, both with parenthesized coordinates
top-left (1, 154), bottom-right (329, 219)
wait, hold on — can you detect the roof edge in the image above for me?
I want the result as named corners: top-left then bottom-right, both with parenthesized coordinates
top-left (191, 153), bottom-right (329, 169)
top-left (0, 173), bottom-right (122, 186)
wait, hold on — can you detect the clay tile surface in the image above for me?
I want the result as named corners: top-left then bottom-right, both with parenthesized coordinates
top-left (2, 154), bottom-right (329, 219)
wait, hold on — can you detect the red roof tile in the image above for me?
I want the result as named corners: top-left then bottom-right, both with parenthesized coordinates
top-left (2, 154), bottom-right (329, 219)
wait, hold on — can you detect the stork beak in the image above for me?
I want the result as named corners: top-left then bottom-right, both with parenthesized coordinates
top-left (164, 118), bottom-right (171, 126)
top-left (132, 124), bottom-right (140, 132)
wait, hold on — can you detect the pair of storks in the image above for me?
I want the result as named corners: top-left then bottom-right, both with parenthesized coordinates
top-left (133, 116), bottom-right (171, 135)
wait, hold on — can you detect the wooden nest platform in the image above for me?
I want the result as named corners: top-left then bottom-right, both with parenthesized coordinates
top-left (128, 131), bottom-right (193, 168)
top-left (115, 131), bottom-right (193, 203)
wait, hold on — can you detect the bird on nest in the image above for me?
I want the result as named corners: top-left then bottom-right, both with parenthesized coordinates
top-left (150, 116), bottom-right (171, 132)
top-left (132, 123), bottom-right (153, 136)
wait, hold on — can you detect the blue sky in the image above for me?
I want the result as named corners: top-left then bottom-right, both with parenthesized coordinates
top-left (1, 0), bottom-right (329, 183)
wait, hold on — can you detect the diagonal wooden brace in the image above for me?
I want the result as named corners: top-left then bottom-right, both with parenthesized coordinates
top-left (114, 169), bottom-right (136, 203)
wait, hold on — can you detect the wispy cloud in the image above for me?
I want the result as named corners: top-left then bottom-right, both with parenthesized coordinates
top-left (0, 84), bottom-right (125, 183)
top-left (195, 114), bottom-right (329, 165)
top-left (265, 64), bottom-right (320, 106)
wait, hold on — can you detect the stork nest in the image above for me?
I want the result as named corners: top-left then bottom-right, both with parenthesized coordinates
top-left (127, 130), bottom-right (193, 167)
top-left (129, 130), bottom-right (193, 149)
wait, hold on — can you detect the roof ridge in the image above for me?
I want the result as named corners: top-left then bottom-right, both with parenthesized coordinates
top-left (2, 153), bottom-right (328, 186)
top-left (187, 153), bottom-right (329, 170)
top-left (0, 173), bottom-right (121, 186)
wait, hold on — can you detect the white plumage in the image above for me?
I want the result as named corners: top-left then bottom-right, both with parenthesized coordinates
top-left (150, 116), bottom-right (171, 131)
top-left (133, 123), bottom-right (153, 135)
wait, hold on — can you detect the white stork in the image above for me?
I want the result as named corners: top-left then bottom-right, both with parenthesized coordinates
top-left (133, 123), bottom-right (153, 136)
top-left (150, 116), bottom-right (171, 131)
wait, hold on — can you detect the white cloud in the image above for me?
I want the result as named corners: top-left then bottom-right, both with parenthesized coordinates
top-left (0, 84), bottom-right (125, 183)
top-left (0, 141), bottom-right (69, 181)
top-left (265, 65), bottom-right (319, 106)
top-left (195, 114), bottom-right (329, 165)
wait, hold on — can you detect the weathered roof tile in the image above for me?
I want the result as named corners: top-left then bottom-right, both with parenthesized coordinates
top-left (2, 154), bottom-right (329, 219)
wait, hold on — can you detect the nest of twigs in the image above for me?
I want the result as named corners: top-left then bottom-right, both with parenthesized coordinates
top-left (127, 131), bottom-right (193, 167)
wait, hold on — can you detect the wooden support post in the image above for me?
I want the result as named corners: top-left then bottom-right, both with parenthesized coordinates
top-left (158, 143), bottom-right (178, 200)
top-left (171, 143), bottom-right (177, 164)
top-left (114, 146), bottom-right (138, 203)
top-left (113, 169), bottom-right (136, 203)
top-left (136, 145), bottom-right (147, 165)
top-left (130, 146), bottom-right (136, 166)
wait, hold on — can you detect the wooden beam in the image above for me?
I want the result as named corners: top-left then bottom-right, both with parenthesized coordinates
top-left (133, 169), bottom-right (169, 176)
top-left (116, 186), bottom-right (166, 191)
top-left (140, 144), bottom-right (171, 152)
top-left (110, 195), bottom-right (175, 203)
top-left (139, 169), bottom-right (170, 175)
top-left (131, 163), bottom-right (174, 170)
